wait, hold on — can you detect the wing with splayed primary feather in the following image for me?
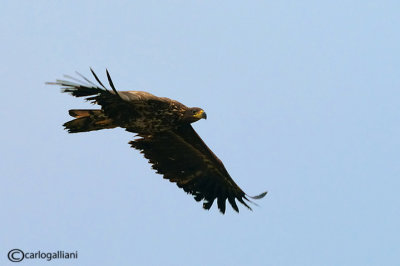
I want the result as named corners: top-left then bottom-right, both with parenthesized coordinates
top-left (47, 69), bottom-right (172, 126)
top-left (130, 124), bottom-right (267, 214)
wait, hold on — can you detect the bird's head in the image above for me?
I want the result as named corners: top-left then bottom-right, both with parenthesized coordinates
top-left (183, 107), bottom-right (207, 123)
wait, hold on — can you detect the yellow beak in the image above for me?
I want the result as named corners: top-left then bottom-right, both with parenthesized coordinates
top-left (194, 110), bottom-right (207, 119)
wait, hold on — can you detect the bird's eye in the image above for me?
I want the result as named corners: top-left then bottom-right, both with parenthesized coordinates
top-left (192, 110), bottom-right (197, 114)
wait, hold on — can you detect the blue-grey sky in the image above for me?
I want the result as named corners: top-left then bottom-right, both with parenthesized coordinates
top-left (1, 1), bottom-right (399, 265)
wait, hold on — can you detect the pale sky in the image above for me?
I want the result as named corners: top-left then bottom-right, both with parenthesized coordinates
top-left (1, 1), bottom-right (399, 265)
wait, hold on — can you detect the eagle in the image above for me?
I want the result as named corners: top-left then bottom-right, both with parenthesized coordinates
top-left (48, 69), bottom-right (267, 214)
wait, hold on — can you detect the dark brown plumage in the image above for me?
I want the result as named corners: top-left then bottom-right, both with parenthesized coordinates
top-left (48, 69), bottom-right (267, 214)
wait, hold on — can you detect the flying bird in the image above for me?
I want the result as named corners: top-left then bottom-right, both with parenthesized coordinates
top-left (48, 69), bottom-right (267, 214)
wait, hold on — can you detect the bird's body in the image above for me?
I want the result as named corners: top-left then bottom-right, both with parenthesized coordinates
top-left (67, 91), bottom-right (189, 134)
top-left (48, 69), bottom-right (266, 214)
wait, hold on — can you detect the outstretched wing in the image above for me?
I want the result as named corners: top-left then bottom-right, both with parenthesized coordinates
top-left (47, 69), bottom-right (170, 124)
top-left (130, 124), bottom-right (267, 214)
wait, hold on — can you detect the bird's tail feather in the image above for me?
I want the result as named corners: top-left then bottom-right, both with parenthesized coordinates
top-left (64, 109), bottom-right (117, 133)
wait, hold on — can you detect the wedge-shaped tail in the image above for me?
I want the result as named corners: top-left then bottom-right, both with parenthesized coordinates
top-left (64, 109), bottom-right (117, 133)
